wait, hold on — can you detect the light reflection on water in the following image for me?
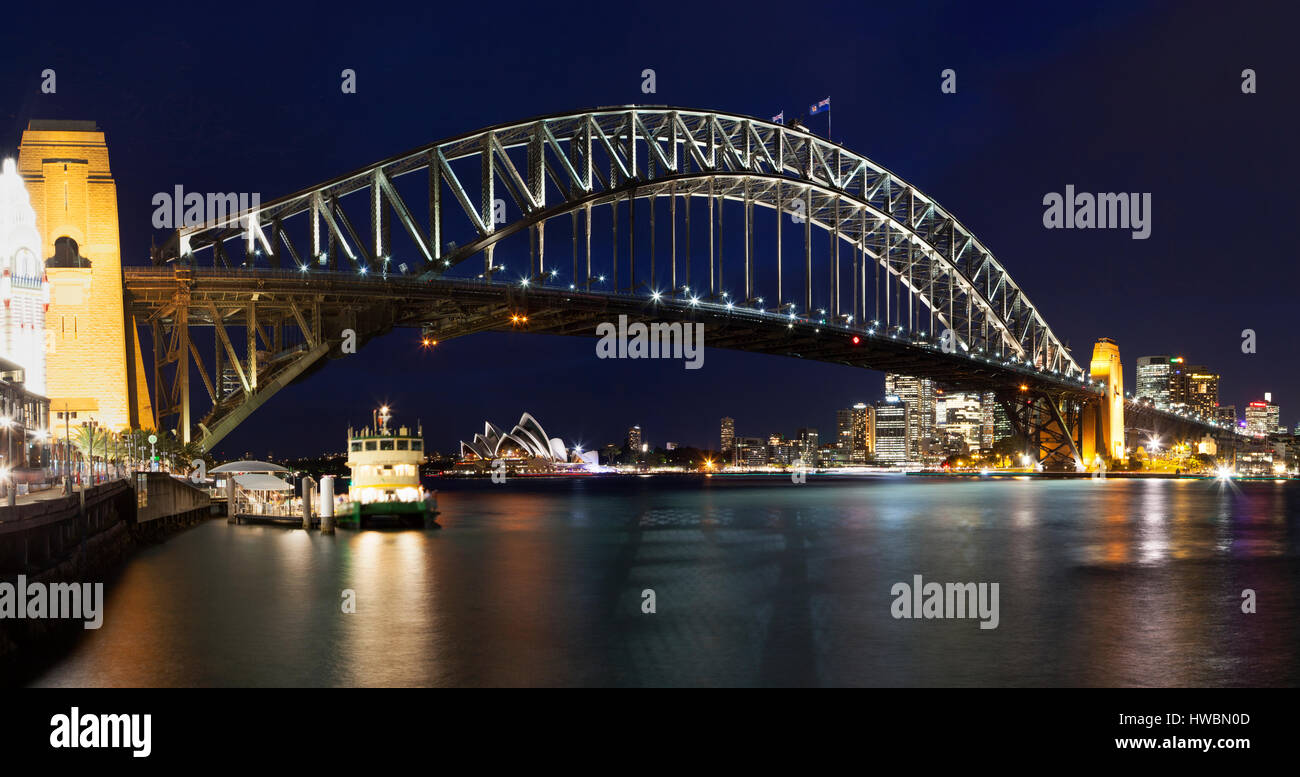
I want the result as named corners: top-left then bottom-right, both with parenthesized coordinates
top-left (29, 476), bottom-right (1300, 687)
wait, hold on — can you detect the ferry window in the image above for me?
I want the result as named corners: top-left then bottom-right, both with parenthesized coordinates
top-left (364, 441), bottom-right (377, 451)
top-left (396, 440), bottom-right (409, 450)
top-left (351, 442), bottom-right (362, 452)
top-left (411, 441), bottom-right (423, 451)
top-left (380, 439), bottom-right (395, 450)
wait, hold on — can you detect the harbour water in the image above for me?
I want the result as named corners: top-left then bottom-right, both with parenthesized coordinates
top-left (28, 475), bottom-right (1300, 687)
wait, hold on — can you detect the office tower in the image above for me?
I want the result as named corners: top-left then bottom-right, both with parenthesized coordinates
top-left (796, 427), bottom-right (819, 465)
top-left (836, 407), bottom-right (853, 453)
top-left (873, 395), bottom-right (908, 464)
top-left (627, 425), bottom-right (642, 453)
top-left (737, 436), bottom-right (767, 467)
top-left (720, 417), bottom-right (734, 456)
top-left (1135, 355), bottom-right (1173, 409)
top-left (1245, 399), bottom-right (1279, 437)
top-left (1184, 367), bottom-right (1218, 418)
top-left (1217, 405), bottom-right (1237, 427)
top-left (885, 373), bottom-right (934, 459)
top-left (850, 402), bottom-right (873, 463)
top-left (767, 433), bottom-right (797, 465)
top-left (937, 391), bottom-right (982, 451)
top-left (1166, 357), bottom-right (1191, 412)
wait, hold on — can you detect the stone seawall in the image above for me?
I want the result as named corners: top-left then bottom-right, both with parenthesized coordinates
top-left (0, 481), bottom-right (211, 685)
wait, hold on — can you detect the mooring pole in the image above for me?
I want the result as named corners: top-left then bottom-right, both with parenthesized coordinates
top-left (319, 475), bottom-right (335, 535)
top-left (301, 476), bottom-right (316, 530)
top-left (226, 475), bottom-right (236, 523)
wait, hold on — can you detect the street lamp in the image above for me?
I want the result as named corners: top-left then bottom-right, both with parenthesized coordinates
top-left (1, 415), bottom-right (13, 507)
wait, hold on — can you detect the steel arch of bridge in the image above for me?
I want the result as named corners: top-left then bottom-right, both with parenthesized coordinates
top-left (161, 106), bottom-right (1083, 380)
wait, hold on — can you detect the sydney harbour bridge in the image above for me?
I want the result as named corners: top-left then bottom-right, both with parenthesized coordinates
top-left (126, 106), bottom-right (1227, 467)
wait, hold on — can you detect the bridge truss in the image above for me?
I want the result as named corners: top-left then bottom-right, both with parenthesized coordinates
top-left (144, 106), bottom-right (1113, 453)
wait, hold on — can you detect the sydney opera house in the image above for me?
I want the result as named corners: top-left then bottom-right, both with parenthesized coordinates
top-left (458, 412), bottom-right (599, 473)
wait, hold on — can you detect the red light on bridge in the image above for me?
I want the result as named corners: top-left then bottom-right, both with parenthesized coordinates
top-left (851, 335), bottom-right (860, 345)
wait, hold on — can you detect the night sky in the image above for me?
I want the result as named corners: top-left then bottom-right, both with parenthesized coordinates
top-left (2, 1), bottom-right (1294, 458)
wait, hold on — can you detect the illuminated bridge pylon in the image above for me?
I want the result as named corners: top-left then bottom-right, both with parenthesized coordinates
top-left (139, 106), bottom-right (1221, 459)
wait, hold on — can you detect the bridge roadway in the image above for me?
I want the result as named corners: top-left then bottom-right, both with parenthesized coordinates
top-left (124, 266), bottom-right (1231, 460)
top-left (125, 265), bottom-right (1101, 394)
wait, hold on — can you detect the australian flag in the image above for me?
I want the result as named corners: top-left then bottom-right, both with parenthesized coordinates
top-left (809, 97), bottom-right (830, 115)
top-left (772, 110), bottom-right (784, 125)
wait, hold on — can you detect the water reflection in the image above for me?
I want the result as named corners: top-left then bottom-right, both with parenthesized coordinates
top-left (28, 476), bottom-right (1300, 687)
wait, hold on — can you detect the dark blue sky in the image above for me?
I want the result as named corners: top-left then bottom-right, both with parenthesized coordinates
top-left (2, 0), bottom-right (1295, 457)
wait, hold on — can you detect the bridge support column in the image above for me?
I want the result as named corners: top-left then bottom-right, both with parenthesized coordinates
top-left (301, 476), bottom-right (315, 531)
top-left (1088, 339), bottom-right (1125, 466)
top-left (319, 476), bottom-right (335, 535)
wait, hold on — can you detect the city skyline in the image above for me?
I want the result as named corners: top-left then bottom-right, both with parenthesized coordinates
top-left (0, 2), bottom-right (1294, 462)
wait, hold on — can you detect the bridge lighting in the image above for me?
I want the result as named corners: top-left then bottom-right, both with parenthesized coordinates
top-left (651, 290), bottom-right (662, 302)
top-left (852, 336), bottom-right (861, 345)
top-left (757, 298), bottom-right (764, 305)
top-left (598, 275), bottom-right (606, 283)
top-left (689, 296), bottom-right (700, 306)
top-left (299, 264), bottom-right (309, 272)
top-left (520, 278), bottom-right (530, 287)
top-left (725, 302), bottom-right (734, 310)
top-left (1018, 384), bottom-right (1028, 392)
top-left (359, 266), bottom-right (368, 275)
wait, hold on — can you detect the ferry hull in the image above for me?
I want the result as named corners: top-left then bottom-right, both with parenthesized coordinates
top-left (340, 500), bottom-right (439, 529)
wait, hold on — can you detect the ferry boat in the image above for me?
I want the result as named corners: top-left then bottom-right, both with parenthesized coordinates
top-left (343, 405), bottom-right (439, 528)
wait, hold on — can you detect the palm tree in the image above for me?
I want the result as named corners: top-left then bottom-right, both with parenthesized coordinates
top-left (72, 424), bottom-right (107, 482)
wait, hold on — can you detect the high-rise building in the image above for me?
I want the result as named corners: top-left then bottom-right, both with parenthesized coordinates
top-left (1166, 357), bottom-right (1193, 413)
top-left (736, 436), bottom-right (767, 467)
top-left (1245, 399), bottom-right (1279, 437)
top-left (1166, 361), bottom-right (1217, 417)
top-left (977, 391), bottom-right (1014, 450)
top-left (1184, 368), bottom-right (1219, 419)
top-left (720, 417), bottom-right (734, 456)
top-left (1135, 355), bottom-right (1174, 409)
top-left (850, 402), bottom-right (874, 463)
top-left (836, 407), bottom-right (854, 453)
top-left (885, 374), bottom-right (934, 459)
top-left (1217, 405), bottom-right (1237, 427)
top-left (796, 427), bottom-right (818, 466)
top-left (873, 395), bottom-right (908, 464)
top-left (937, 390), bottom-right (982, 451)
top-left (20, 120), bottom-right (153, 433)
top-left (767, 433), bottom-right (799, 466)
top-left (627, 425), bottom-right (642, 452)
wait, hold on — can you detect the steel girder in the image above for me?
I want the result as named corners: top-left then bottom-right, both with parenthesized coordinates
top-left (159, 107), bottom-right (1083, 380)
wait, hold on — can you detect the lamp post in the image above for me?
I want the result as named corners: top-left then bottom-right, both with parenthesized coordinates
top-left (1, 415), bottom-right (13, 508)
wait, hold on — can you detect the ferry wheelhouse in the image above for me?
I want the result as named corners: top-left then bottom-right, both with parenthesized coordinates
top-left (344, 405), bottom-right (437, 527)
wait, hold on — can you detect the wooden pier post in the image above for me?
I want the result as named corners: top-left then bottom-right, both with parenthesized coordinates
top-left (319, 475), bottom-right (335, 534)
